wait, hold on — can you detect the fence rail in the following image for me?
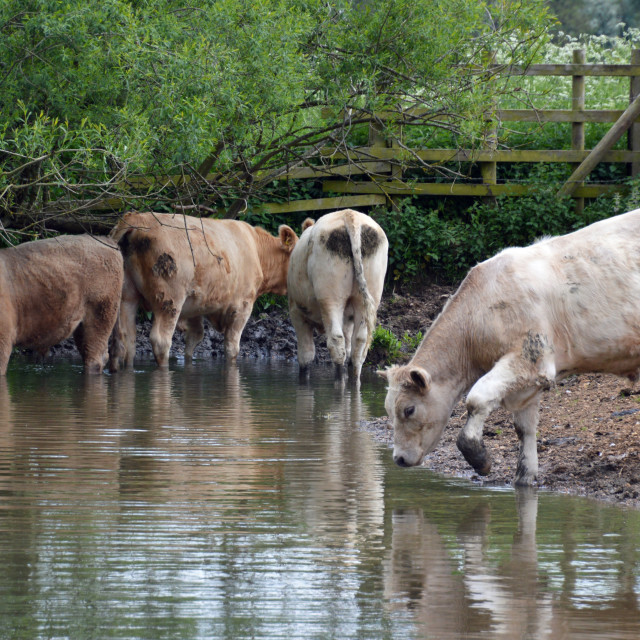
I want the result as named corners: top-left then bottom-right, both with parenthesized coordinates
top-left (257, 50), bottom-right (640, 215)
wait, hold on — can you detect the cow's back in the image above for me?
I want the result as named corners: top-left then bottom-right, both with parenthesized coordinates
top-left (288, 209), bottom-right (387, 315)
top-left (439, 208), bottom-right (640, 378)
top-left (114, 212), bottom-right (263, 318)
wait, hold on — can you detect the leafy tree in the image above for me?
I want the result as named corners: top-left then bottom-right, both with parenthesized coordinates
top-left (0, 0), bottom-right (552, 237)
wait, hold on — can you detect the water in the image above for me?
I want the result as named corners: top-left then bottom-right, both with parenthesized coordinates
top-left (1, 357), bottom-right (640, 639)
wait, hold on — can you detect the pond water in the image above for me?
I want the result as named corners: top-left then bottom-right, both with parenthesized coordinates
top-left (1, 357), bottom-right (640, 640)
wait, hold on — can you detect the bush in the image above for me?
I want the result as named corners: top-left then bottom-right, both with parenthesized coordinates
top-left (371, 175), bottom-right (640, 284)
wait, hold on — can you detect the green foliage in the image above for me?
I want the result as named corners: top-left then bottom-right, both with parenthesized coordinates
top-left (373, 174), bottom-right (640, 283)
top-left (252, 293), bottom-right (288, 315)
top-left (370, 326), bottom-right (423, 364)
top-left (0, 0), bottom-right (552, 229)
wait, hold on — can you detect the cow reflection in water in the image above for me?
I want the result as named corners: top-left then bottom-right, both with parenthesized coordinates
top-left (383, 490), bottom-right (640, 638)
top-left (0, 374), bottom-right (124, 504)
top-left (385, 489), bottom-right (553, 640)
top-left (292, 378), bottom-right (384, 549)
top-left (384, 490), bottom-right (548, 638)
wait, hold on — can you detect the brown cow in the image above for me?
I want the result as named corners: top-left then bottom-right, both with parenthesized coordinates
top-left (0, 234), bottom-right (124, 374)
top-left (108, 212), bottom-right (299, 368)
top-left (380, 208), bottom-right (640, 486)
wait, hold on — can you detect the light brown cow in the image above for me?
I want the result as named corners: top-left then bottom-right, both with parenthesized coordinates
top-left (0, 234), bottom-right (124, 374)
top-left (108, 212), bottom-right (299, 368)
top-left (287, 209), bottom-right (388, 381)
top-left (380, 209), bottom-right (640, 486)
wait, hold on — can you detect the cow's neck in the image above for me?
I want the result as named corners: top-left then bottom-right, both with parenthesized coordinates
top-left (410, 297), bottom-right (481, 402)
top-left (254, 235), bottom-right (285, 296)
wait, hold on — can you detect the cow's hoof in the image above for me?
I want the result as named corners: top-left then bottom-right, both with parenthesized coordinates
top-left (514, 466), bottom-right (538, 486)
top-left (457, 432), bottom-right (492, 476)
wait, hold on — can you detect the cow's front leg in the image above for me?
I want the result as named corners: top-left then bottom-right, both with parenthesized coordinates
top-left (512, 398), bottom-right (541, 486)
top-left (457, 354), bottom-right (522, 475)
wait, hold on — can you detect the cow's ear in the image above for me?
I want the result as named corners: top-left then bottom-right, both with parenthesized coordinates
top-left (302, 218), bottom-right (315, 232)
top-left (376, 369), bottom-right (389, 380)
top-left (279, 225), bottom-right (297, 252)
top-left (409, 367), bottom-right (431, 393)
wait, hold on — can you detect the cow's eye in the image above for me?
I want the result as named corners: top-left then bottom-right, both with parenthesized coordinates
top-left (404, 406), bottom-right (415, 419)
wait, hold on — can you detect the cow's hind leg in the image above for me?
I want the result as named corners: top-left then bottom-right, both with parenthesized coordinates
top-left (150, 311), bottom-right (181, 368)
top-left (219, 302), bottom-right (252, 362)
top-left (321, 305), bottom-right (347, 377)
top-left (342, 306), bottom-right (355, 367)
top-left (349, 308), bottom-right (370, 381)
top-left (290, 304), bottom-right (315, 377)
top-left (0, 337), bottom-right (12, 375)
top-left (76, 298), bottom-right (120, 374)
top-left (183, 316), bottom-right (205, 361)
top-left (108, 272), bottom-right (139, 370)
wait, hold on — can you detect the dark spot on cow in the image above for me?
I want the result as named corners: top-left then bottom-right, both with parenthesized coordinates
top-left (323, 226), bottom-right (381, 260)
top-left (361, 226), bottom-right (381, 257)
top-left (161, 299), bottom-right (177, 317)
top-left (324, 229), bottom-right (351, 259)
top-left (490, 301), bottom-right (508, 311)
top-left (522, 331), bottom-right (546, 364)
top-left (152, 253), bottom-right (177, 279)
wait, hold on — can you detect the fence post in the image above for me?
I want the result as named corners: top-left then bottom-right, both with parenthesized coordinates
top-left (629, 49), bottom-right (640, 178)
top-left (572, 49), bottom-right (585, 215)
top-left (480, 51), bottom-right (497, 203)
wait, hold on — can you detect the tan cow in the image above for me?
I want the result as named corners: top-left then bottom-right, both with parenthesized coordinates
top-left (380, 209), bottom-right (640, 486)
top-left (108, 212), bottom-right (299, 369)
top-left (287, 209), bottom-right (388, 380)
top-left (0, 234), bottom-right (123, 375)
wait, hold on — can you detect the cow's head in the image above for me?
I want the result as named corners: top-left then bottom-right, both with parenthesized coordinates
top-left (260, 224), bottom-right (299, 296)
top-left (378, 364), bottom-right (452, 467)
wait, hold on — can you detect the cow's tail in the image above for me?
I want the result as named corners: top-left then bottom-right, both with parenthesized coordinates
top-left (344, 210), bottom-right (377, 349)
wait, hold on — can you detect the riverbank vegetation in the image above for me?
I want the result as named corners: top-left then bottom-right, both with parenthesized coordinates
top-left (3, 3), bottom-right (640, 288)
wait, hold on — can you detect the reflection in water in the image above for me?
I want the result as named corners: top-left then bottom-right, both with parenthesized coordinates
top-left (383, 485), bottom-right (640, 640)
top-left (1, 359), bottom-right (640, 639)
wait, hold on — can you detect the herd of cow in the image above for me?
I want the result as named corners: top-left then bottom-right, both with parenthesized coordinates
top-left (4, 206), bottom-right (640, 486)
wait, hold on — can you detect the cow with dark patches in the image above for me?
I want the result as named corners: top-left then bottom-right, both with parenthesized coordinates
top-left (379, 208), bottom-right (640, 486)
top-left (108, 212), bottom-right (299, 368)
top-left (287, 209), bottom-right (388, 381)
top-left (0, 234), bottom-right (123, 374)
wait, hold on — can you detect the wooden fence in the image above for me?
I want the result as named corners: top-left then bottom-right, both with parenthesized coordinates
top-left (257, 49), bottom-right (640, 216)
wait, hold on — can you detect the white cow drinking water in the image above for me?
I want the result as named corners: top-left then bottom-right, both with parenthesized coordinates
top-left (287, 209), bottom-right (388, 381)
top-left (380, 209), bottom-right (640, 485)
